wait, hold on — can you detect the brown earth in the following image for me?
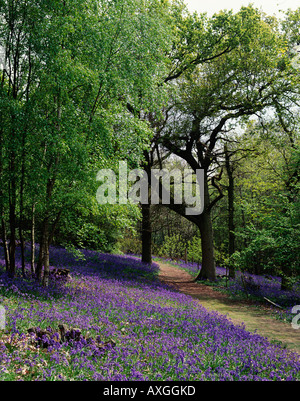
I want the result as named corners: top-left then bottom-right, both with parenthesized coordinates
top-left (158, 261), bottom-right (300, 355)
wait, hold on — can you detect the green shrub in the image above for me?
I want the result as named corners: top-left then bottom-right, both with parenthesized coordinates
top-left (118, 236), bottom-right (142, 255)
top-left (159, 234), bottom-right (187, 260)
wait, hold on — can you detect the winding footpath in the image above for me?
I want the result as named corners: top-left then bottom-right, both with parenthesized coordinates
top-left (158, 261), bottom-right (300, 355)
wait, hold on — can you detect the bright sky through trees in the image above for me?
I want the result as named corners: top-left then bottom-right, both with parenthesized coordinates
top-left (184, 0), bottom-right (299, 16)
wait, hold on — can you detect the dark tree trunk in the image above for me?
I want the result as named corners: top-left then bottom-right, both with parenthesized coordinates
top-left (36, 178), bottom-right (56, 285)
top-left (19, 202), bottom-right (26, 278)
top-left (19, 127), bottom-right (26, 277)
top-left (280, 264), bottom-right (293, 291)
top-left (141, 150), bottom-right (152, 264)
top-left (225, 146), bottom-right (235, 279)
top-left (31, 203), bottom-right (36, 274)
top-left (36, 227), bottom-right (45, 282)
top-left (194, 170), bottom-right (216, 281)
top-left (0, 135), bottom-right (10, 273)
top-left (19, 232), bottom-right (25, 278)
top-left (8, 110), bottom-right (18, 278)
top-left (196, 210), bottom-right (216, 281)
top-left (42, 219), bottom-right (50, 287)
top-left (141, 203), bottom-right (152, 264)
top-left (1, 217), bottom-right (10, 272)
top-left (8, 166), bottom-right (16, 279)
top-left (36, 216), bottom-right (50, 286)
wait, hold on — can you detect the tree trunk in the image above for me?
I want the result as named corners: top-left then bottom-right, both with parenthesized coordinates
top-left (0, 153), bottom-right (10, 273)
top-left (8, 181), bottom-right (16, 278)
top-left (19, 127), bottom-right (26, 277)
top-left (8, 110), bottom-right (18, 278)
top-left (19, 202), bottom-right (26, 278)
top-left (195, 170), bottom-right (216, 281)
top-left (141, 203), bottom-right (152, 264)
top-left (37, 178), bottom-right (55, 285)
top-left (42, 221), bottom-right (50, 287)
top-left (36, 215), bottom-right (51, 285)
top-left (141, 150), bottom-right (152, 264)
top-left (280, 264), bottom-right (293, 291)
top-left (36, 227), bottom-right (45, 282)
top-left (19, 232), bottom-right (25, 278)
top-left (31, 203), bottom-right (36, 274)
top-left (225, 146), bottom-right (235, 279)
top-left (0, 128), bottom-right (9, 272)
top-left (1, 217), bottom-right (10, 272)
top-left (196, 210), bottom-right (216, 281)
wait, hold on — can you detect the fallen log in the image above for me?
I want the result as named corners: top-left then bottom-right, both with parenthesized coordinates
top-left (263, 297), bottom-right (283, 309)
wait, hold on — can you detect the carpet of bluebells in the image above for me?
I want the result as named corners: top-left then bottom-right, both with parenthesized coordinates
top-left (171, 259), bottom-right (300, 324)
top-left (0, 246), bottom-right (300, 381)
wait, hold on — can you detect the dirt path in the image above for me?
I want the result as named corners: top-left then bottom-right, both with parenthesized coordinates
top-left (158, 261), bottom-right (300, 355)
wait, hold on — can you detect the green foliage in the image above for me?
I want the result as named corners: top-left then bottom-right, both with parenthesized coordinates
top-left (157, 233), bottom-right (202, 262)
top-left (186, 236), bottom-right (202, 263)
top-left (159, 233), bottom-right (186, 260)
top-left (0, 0), bottom-right (173, 279)
top-left (118, 236), bottom-right (142, 256)
top-left (226, 130), bottom-right (300, 285)
top-left (230, 219), bottom-right (300, 279)
top-left (56, 200), bottom-right (141, 253)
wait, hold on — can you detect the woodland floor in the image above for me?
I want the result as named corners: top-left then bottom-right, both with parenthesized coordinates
top-left (158, 262), bottom-right (300, 355)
